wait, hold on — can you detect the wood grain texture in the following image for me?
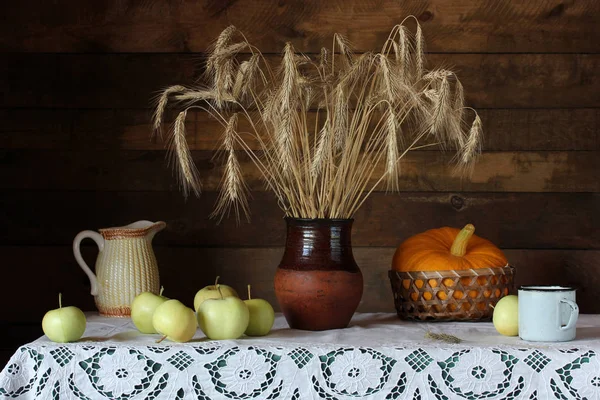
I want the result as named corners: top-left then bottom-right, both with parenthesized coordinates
top-left (1, 191), bottom-right (598, 249)
top-left (1, 246), bottom-right (598, 325)
top-left (1, 0), bottom-right (599, 53)
top-left (0, 109), bottom-right (74, 149)
top-left (1, 149), bottom-right (598, 192)
top-left (2, 53), bottom-right (600, 108)
top-left (2, 108), bottom-right (598, 151)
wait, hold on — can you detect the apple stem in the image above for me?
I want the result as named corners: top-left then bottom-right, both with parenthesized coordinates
top-left (156, 335), bottom-right (167, 344)
top-left (217, 284), bottom-right (224, 300)
top-left (59, 292), bottom-right (62, 308)
top-left (247, 284), bottom-right (252, 300)
top-left (215, 276), bottom-right (220, 287)
top-left (159, 286), bottom-right (164, 296)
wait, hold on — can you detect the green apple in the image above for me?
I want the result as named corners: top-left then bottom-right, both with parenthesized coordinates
top-left (194, 276), bottom-right (239, 312)
top-left (493, 295), bottom-right (519, 336)
top-left (244, 285), bottom-right (275, 336)
top-left (152, 299), bottom-right (197, 343)
top-left (197, 285), bottom-right (249, 340)
top-left (42, 293), bottom-right (86, 343)
top-left (131, 287), bottom-right (168, 334)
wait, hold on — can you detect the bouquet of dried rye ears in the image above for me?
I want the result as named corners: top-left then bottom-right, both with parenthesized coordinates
top-left (153, 16), bottom-right (482, 222)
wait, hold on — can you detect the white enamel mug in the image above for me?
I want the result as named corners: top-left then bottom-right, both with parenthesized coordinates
top-left (518, 285), bottom-right (579, 342)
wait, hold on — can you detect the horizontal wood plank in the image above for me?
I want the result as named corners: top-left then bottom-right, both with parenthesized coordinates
top-left (1, 149), bottom-right (598, 192)
top-left (1, 0), bottom-right (599, 53)
top-left (2, 108), bottom-right (598, 151)
top-left (1, 246), bottom-right (598, 325)
top-left (1, 191), bottom-right (597, 249)
top-left (0, 109), bottom-right (74, 149)
top-left (2, 54), bottom-right (600, 108)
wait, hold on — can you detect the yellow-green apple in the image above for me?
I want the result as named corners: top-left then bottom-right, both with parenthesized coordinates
top-left (244, 285), bottom-right (274, 336)
top-left (42, 293), bottom-right (86, 343)
top-left (194, 276), bottom-right (239, 312)
top-left (493, 295), bottom-right (519, 336)
top-left (131, 287), bottom-right (168, 334)
top-left (197, 285), bottom-right (249, 340)
top-left (152, 299), bottom-right (197, 342)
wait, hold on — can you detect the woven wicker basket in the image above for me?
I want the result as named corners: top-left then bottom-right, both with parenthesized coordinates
top-left (388, 265), bottom-right (515, 321)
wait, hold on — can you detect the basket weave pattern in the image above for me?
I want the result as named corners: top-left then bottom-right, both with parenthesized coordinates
top-left (95, 236), bottom-right (160, 317)
top-left (388, 266), bottom-right (515, 321)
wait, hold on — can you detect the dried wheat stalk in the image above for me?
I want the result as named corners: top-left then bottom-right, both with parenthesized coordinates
top-left (153, 17), bottom-right (483, 222)
top-left (425, 331), bottom-right (463, 344)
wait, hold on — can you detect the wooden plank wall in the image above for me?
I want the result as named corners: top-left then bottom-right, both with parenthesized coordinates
top-left (1, 0), bottom-right (599, 367)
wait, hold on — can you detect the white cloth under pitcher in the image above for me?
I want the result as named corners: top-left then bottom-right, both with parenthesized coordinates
top-left (73, 220), bottom-right (166, 317)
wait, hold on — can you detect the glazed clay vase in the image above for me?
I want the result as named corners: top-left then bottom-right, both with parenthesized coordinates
top-left (73, 220), bottom-right (166, 317)
top-left (274, 218), bottom-right (363, 330)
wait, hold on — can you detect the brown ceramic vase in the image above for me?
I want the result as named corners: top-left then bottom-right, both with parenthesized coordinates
top-left (274, 218), bottom-right (363, 331)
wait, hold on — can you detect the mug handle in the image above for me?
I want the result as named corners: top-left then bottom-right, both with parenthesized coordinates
top-left (73, 230), bottom-right (104, 296)
top-left (560, 299), bottom-right (579, 331)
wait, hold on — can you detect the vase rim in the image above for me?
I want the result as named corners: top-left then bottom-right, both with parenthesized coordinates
top-left (284, 217), bottom-right (354, 222)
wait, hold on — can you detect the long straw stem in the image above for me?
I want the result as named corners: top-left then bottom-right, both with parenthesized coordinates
top-left (155, 18), bottom-right (482, 222)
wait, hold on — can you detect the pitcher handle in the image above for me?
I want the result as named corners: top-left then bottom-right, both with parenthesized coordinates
top-left (73, 230), bottom-right (104, 296)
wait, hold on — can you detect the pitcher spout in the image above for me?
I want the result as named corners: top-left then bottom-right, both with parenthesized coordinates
top-left (99, 220), bottom-right (167, 240)
top-left (146, 221), bottom-right (166, 240)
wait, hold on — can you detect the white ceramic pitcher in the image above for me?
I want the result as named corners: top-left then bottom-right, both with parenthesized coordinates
top-left (73, 220), bottom-right (166, 317)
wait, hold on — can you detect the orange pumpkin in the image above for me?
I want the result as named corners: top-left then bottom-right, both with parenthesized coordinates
top-left (392, 224), bottom-right (508, 302)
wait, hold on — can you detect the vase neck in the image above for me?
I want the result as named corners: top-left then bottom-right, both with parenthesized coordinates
top-left (279, 218), bottom-right (358, 271)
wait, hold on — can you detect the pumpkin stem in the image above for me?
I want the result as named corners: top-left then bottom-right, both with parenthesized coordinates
top-left (450, 224), bottom-right (475, 257)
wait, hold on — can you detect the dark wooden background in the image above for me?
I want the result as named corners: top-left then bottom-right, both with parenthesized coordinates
top-left (1, 0), bottom-right (599, 367)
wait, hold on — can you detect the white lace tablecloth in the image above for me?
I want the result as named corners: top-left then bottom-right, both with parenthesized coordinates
top-left (2, 313), bottom-right (600, 399)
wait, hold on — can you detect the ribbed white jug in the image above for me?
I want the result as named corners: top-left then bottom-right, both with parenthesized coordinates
top-left (73, 220), bottom-right (165, 317)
